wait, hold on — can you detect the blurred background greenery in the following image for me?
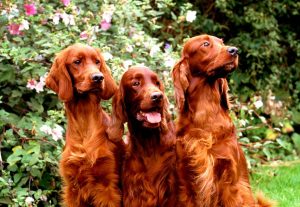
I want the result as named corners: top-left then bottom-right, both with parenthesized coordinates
top-left (0, 0), bottom-right (299, 206)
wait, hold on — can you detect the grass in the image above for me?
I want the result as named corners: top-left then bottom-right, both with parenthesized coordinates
top-left (251, 160), bottom-right (300, 207)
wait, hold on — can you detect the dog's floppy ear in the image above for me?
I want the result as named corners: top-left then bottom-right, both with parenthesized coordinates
top-left (172, 57), bottom-right (190, 112)
top-left (46, 49), bottom-right (73, 102)
top-left (218, 78), bottom-right (230, 110)
top-left (107, 85), bottom-right (127, 142)
top-left (96, 49), bottom-right (117, 100)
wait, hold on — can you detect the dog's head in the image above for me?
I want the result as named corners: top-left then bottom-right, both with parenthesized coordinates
top-left (108, 66), bottom-right (170, 141)
top-left (172, 35), bottom-right (238, 111)
top-left (46, 43), bottom-right (117, 102)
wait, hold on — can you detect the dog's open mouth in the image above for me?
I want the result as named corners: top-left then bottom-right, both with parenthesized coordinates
top-left (136, 109), bottom-right (162, 128)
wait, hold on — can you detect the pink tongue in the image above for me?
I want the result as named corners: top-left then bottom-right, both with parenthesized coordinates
top-left (145, 112), bottom-right (161, 124)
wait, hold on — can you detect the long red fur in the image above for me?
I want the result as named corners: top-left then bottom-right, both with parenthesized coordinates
top-left (172, 35), bottom-right (274, 207)
top-left (108, 66), bottom-right (177, 207)
top-left (46, 44), bottom-right (122, 207)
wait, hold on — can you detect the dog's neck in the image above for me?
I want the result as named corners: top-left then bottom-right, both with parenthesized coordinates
top-left (178, 76), bottom-right (234, 139)
top-left (64, 93), bottom-right (107, 145)
top-left (127, 119), bottom-right (173, 154)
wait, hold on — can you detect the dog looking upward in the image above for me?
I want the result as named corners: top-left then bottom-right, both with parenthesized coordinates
top-left (172, 35), bottom-right (273, 207)
top-left (46, 43), bottom-right (122, 207)
top-left (108, 66), bottom-right (177, 207)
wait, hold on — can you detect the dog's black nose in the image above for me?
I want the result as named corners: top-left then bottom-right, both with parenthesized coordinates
top-left (91, 73), bottom-right (104, 83)
top-left (227, 47), bottom-right (238, 56)
top-left (151, 92), bottom-right (163, 102)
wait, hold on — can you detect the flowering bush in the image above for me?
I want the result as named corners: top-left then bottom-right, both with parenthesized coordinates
top-left (0, 0), bottom-right (299, 206)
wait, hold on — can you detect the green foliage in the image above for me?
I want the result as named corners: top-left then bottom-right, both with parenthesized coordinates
top-left (0, 0), bottom-right (299, 205)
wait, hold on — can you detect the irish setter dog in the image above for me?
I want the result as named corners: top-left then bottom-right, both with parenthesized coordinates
top-left (172, 35), bottom-right (273, 207)
top-left (46, 44), bottom-right (122, 207)
top-left (108, 66), bottom-right (177, 207)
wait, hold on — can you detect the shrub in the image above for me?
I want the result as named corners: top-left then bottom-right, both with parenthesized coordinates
top-left (0, 0), bottom-right (299, 206)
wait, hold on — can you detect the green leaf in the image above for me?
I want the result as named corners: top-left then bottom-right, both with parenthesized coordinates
top-left (30, 168), bottom-right (42, 179)
top-left (0, 64), bottom-right (16, 83)
top-left (291, 133), bottom-right (300, 153)
top-left (0, 177), bottom-right (8, 186)
top-left (13, 173), bottom-right (23, 184)
top-left (262, 147), bottom-right (271, 160)
top-left (26, 143), bottom-right (40, 155)
top-left (291, 110), bottom-right (300, 124)
top-left (17, 177), bottom-right (29, 188)
top-left (0, 197), bottom-right (13, 205)
top-left (6, 154), bottom-right (22, 166)
top-left (276, 138), bottom-right (292, 151)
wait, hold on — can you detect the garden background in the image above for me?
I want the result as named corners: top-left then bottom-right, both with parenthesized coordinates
top-left (0, 0), bottom-right (299, 206)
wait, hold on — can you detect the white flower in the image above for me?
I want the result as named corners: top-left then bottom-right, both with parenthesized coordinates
top-left (53, 13), bottom-right (60, 25)
top-left (40, 195), bottom-right (47, 202)
top-left (61, 13), bottom-right (70, 25)
top-left (132, 31), bottom-right (145, 45)
top-left (259, 116), bottom-right (267, 123)
top-left (123, 60), bottom-right (133, 70)
top-left (150, 45), bottom-right (160, 57)
top-left (60, 13), bottom-right (75, 26)
top-left (164, 57), bottom-right (176, 68)
top-left (40, 124), bottom-right (64, 141)
top-left (1, 10), bottom-right (7, 16)
top-left (241, 105), bottom-right (248, 111)
top-left (186, 10), bottom-right (197, 22)
top-left (51, 124), bottom-right (64, 141)
top-left (254, 100), bottom-right (263, 109)
top-left (162, 70), bottom-right (169, 77)
top-left (35, 81), bottom-right (45, 93)
top-left (34, 55), bottom-right (44, 61)
top-left (69, 14), bottom-right (75, 25)
top-left (135, 63), bottom-right (145, 67)
top-left (25, 196), bottom-right (34, 205)
top-left (79, 31), bottom-right (88, 40)
top-left (102, 12), bottom-right (113, 23)
top-left (102, 5), bottom-right (115, 22)
top-left (125, 45), bottom-right (133, 53)
top-left (19, 20), bottom-right (29, 30)
top-left (40, 125), bottom-right (52, 135)
top-left (239, 119), bottom-right (247, 127)
top-left (102, 52), bottom-right (113, 61)
top-left (7, 5), bottom-right (20, 20)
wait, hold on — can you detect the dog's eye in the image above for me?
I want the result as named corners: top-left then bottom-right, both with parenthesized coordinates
top-left (95, 60), bottom-right (100, 64)
top-left (203, 41), bottom-right (210, 47)
top-left (74, 60), bottom-right (81, 65)
top-left (156, 81), bottom-right (160, 86)
top-left (133, 81), bottom-right (140, 87)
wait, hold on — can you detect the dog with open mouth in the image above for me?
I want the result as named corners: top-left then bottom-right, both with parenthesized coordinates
top-left (108, 66), bottom-right (177, 206)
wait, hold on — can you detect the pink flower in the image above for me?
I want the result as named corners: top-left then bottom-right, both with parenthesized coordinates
top-left (8, 24), bottom-right (21, 35)
top-left (26, 79), bottom-right (37, 90)
top-left (80, 31), bottom-right (88, 40)
top-left (100, 20), bottom-right (111, 31)
top-left (26, 74), bottom-right (46, 93)
top-left (24, 4), bottom-right (37, 16)
top-left (51, 125), bottom-right (64, 141)
top-left (61, 0), bottom-right (71, 6)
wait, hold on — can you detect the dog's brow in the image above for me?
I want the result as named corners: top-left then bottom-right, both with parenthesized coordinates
top-left (151, 74), bottom-right (159, 82)
top-left (132, 73), bottom-right (144, 80)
